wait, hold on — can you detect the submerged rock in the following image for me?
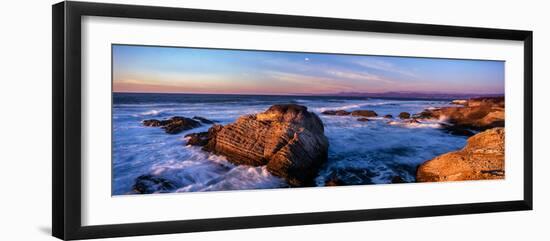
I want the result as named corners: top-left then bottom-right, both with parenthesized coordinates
top-left (321, 110), bottom-right (351, 116)
top-left (391, 176), bottom-right (406, 184)
top-left (398, 112), bottom-right (411, 119)
top-left (440, 123), bottom-right (475, 136)
top-left (404, 119), bottom-right (420, 124)
top-left (323, 168), bottom-right (376, 186)
top-left (201, 104), bottom-right (329, 186)
top-left (357, 118), bottom-right (370, 122)
top-left (142, 119), bottom-right (165, 127)
top-left (132, 175), bottom-right (177, 194)
top-left (416, 127), bottom-right (505, 182)
top-left (142, 116), bottom-right (201, 134)
top-left (351, 110), bottom-right (378, 117)
top-left (192, 116), bottom-right (216, 124)
top-left (384, 114), bottom-right (393, 119)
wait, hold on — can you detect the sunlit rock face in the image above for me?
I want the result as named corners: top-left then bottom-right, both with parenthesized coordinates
top-left (417, 127), bottom-right (505, 182)
top-left (201, 104), bottom-right (329, 186)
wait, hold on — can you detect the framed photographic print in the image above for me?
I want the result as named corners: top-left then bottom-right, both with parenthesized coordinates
top-left (52, 1), bottom-right (533, 240)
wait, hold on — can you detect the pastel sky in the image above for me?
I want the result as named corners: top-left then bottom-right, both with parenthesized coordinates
top-left (112, 45), bottom-right (504, 95)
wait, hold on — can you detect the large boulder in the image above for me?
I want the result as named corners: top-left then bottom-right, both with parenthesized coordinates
top-left (351, 110), bottom-right (378, 117)
top-left (142, 116), bottom-right (201, 134)
top-left (202, 104), bottom-right (329, 186)
top-left (416, 127), bottom-right (505, 182)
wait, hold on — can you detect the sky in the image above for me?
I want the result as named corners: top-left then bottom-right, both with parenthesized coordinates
top-left (112, 45), bottom-right (504, 95)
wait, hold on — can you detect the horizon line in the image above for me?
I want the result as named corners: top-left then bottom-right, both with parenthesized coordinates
top-left (112, 90), bottom-right (505, 97)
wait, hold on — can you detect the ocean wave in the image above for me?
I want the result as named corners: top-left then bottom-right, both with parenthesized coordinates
top-left (133, 109), bottom-right (165, 117)
top-left (386, 120), bottom-right (441, 128)
top-left (143, 146), bottom-right (285, 193)
top-left (314, 102), bottom-right (371, 112)
top-left (313, 100), bottom-right (423, 113)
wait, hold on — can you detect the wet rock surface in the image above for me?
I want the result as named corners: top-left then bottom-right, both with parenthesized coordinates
top-left (132, 175), bottom-right (177, 194)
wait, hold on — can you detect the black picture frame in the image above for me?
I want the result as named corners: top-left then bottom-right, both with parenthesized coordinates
top-left (52, 1), bottom-right (533, 240)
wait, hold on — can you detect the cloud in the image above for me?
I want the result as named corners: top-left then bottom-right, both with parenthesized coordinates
top-left (264, 71), bottom-right (356, 93)
top-left (323, 69), bottom-right (395, 84)
top-left (258, 56), bottom-right (396, 85)
top-left (354, 59), bottom-right (418, 78)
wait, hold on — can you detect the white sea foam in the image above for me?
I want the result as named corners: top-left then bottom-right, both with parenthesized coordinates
top-left (134, 109), bottom-right (164, 117)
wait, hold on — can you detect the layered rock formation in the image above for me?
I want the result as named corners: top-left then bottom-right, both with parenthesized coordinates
top-left (416, 127), bottom-right (505, 182)
top-left (142, 116), bottom-right (202, 134)
top-left (415, 97), bottom-right (504, 131)
top-left (189, 104), bottom-right (329, 186)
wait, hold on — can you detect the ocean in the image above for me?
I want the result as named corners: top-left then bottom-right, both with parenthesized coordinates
top-left (112, 93), bottom-right (467, 195)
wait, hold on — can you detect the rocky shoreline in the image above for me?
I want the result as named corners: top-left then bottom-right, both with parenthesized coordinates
top-left (416, 127), bottom-right (505, 182)
top-left (415, 96), bottom-right (504, 135)
top-left (133, 97), bottom-right (505, 193)
top-left (320, 96), bottom-right (504, 137)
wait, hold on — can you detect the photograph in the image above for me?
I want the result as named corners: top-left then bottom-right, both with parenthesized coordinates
top-left (112, 44), bottom-right (505, 195)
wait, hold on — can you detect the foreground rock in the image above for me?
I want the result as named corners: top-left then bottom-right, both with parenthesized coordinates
top-left (351, 110), bottom-right (378, 117)
top-left (415, 97), bottom-right (504, 134)
top-left (143, 116), bottom-right (201, 134)
top-left (323, 168), bottom-right (376, 186)
top-left (132, 175), bottom-right (177, 194)
top-left (197, 104), bottom-right (328, 186)
top-left (416, 127), bottom-right (504, 182)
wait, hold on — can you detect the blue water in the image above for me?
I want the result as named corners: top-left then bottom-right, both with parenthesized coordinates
top-left (112, 93), bottom-right (467, 195)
